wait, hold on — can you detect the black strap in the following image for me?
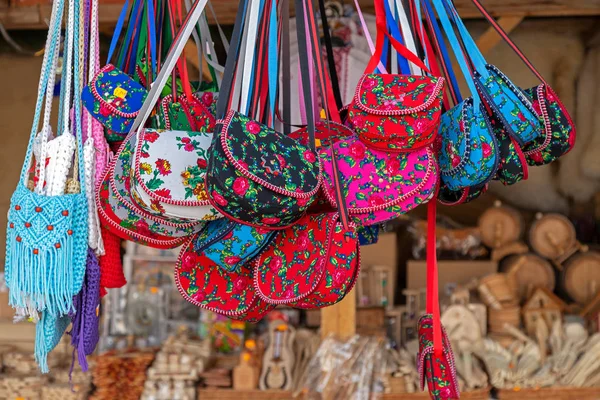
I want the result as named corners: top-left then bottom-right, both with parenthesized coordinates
top-left (318, 0), bottom-right (343, 111)
top-left (215, 0), bottom-right (248, 120)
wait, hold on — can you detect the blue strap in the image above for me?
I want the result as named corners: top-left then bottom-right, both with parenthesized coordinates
top-left (106, 0), bottom-right (130, 65)
top-left (118, 0), bottom-right (142, 70)
top-left (430, 0), bottom-right (480, 108)
top-left (128, 6), bottom-right (144, 75)
top-left (422, 0), bottom-right (462, 102)
top-left (267, 0), bottom-right (277, 121)
top-left (147, 0), bottom-right (157, 77)
top-left (383, 0), bottom-right (411, 75)
top-left (442, 0), bottom-right (488, 79)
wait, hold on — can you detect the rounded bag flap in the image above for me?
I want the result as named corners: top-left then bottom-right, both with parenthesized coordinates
top-left (90, 64), bottom-right (147, 118)
top-left (9, 185), bottom-right (78, 251)
top-left (134, 128), bottom-right (213, 207)
top-left (288, 120), bottom-right (355, 149)
top-left (354, 74), bottom-right (444, 115)
top-left (175, 237), bottom-right (257, 317)
top-left (96, 175), bottom-right (187, 249)
top-left (229, 297), bottom-right (276, 323)
top-left (438, 100), bottom-right (497, 191)
top-left (320, 136), bottom-right (436, 213)
top-left (253, 213), bottom-right (335, 304)
top-left (221, 111), bottom-right (321, 198)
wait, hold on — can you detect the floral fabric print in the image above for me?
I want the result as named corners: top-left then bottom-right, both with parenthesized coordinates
top-left (82, 64), bottom-right (148, 134)
top-left (358, 225), bottom-right (379, 246)
top-left (192, 219), bottom-right (277, 273)
top-left (417, 315), bottom-right (460, 400)
top-left (175, 239), bottom-right (257, 316)
top-left (133, 128), bottom-right (221, 221)
top-left (319, 136), bottom-right (437, 226)
top-left (158, 92), bottom-right (217, 132)
top-left (485, 110), bottom-right (528, 186)
top-left (438, 98), bottom-right (498, 191)
top-left (522, 84), bottom-right (576, 166)
top-left (476, 65), bottom-right (541, 146)
top-left (230, 296), bottom-right (276, 323)
top-left (206, 111), bottom-right (321, 229)
top-left (347, 74), bottom-right (444, 151)
top-left (254, 213), bottom-right (332, 304)
top-left (290, 221), bottom-right (359, 309)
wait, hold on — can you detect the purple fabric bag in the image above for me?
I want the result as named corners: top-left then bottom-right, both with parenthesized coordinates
top-left (70, 247), bottom-right (101, 372)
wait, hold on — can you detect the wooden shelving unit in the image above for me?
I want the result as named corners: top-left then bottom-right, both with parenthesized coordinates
top-left (2, 0), bottom-right (600, 30)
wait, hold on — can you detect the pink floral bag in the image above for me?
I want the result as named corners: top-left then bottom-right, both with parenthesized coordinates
top-left (319, 135), bottom-right (438, 226)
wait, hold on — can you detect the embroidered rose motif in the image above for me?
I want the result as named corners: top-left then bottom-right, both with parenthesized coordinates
top-left (439, 387), bottom-right (452, 398)
top-left (386, 158), bottom-right (400, 175)
top-left (201, 92), bottom-right (214, 107)
top-left (517, 112), bottom-right (526, 122)
top-left (482, 142), bottom-right (492, 158)
top-left (529, 151), bottom-right (543, 163)
top-left (283, 287), bottom-right (295, 299)
top-left (181, 137), bottom-right (195, 152)
top-left (459, 120), bottom-right (465, 132)
top-left (349, 142), bottom-right (365, 159)
top-left (155, 159), bottom-right (172, 176)
top-left (237, 160), bottom-right (248, 170)
top-left (246, 121), bottom-right (261, 135)
top-left (99, 104), bottom-right (111, 117)
top-left (303, 150), bottom-right (316, 163)
top-left (333, 269), bottom-right (346, 286)
top-left (124, 176), bottom-right (131, 192)
top-left (212, 191), bottom-right (228, 207)
top-left (181, 252), bottom-right (197, 273)
top-left (414, 120), bottom-right (429, 134)
top-left (262, 217), bottom-right (281, 225)
top-left (296, 196), bottom-right (310, 207)
top-left (424, 84), bottom-right (435, 94)
top-left (269, 256), bottom-right (283, 273)
top-left (297, 234), bottom-right (309, 251)
top-left (362, 77), bottom-right (377, 90)
top-left (233, 177), bottom-right (249, 196)
top-left (232, 276), bottom-right (247, 293)
top-left (145, 131), bottom-right (160, 143)
top-left (154, 188), bottom-right (172, 199)
top-left (197, 158), bottom-right (207, 169)
top-left (193, 291), bottom-right (206, 302)
top-left (352, 116), bottom-right (366, 129)
top-left (225, 256), bottom-right (242, 266)
top-left (275, 154), bottom-right (287, 168)
top-left (451, 154), bottom-right (461, 168)
top-left (256, 227), bottom-right (270, 235)
top-left (368, 195), bottom-right (384, 207)
top-left (135, 219), bottom-right (151, 236)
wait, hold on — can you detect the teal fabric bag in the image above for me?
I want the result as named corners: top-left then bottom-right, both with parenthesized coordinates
top-left (5, 0), bottom-right (87, 318)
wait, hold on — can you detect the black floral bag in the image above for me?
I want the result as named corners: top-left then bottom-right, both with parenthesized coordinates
top-left (206, 0), bottom-right (321, 229)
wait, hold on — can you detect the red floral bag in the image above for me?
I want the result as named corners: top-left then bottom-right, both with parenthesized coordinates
top-left (253, 212), bottom-right (359, 308)
top-left (417, 200), bottom-right (460, 400)
top-left (346, 0), bottom-right (443, 152)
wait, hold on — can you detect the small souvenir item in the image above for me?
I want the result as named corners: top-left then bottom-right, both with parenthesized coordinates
top-left (259, 321), bottom-right (296, 390)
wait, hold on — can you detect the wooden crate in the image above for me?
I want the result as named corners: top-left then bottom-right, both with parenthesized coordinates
top-left (197, 389), bottom-right (292, 399)
top-left (497, 387), bottom-right (600, 400)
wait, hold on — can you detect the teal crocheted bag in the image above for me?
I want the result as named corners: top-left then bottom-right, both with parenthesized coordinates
top-left (5, 0), bottom-right (87, 318)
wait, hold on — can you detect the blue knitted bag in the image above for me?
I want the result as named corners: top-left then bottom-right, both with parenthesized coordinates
top-left (35, 311), bottom-right (70, 373)
top-left (5, 0), bottom-right (87, 318)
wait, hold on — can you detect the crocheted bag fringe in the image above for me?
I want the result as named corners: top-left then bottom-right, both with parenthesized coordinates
top-left (35, 311), bottom-right (69, 373)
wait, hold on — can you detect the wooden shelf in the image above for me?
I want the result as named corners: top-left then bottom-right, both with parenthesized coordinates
top-left (2, 0), bottom-right (600, 30)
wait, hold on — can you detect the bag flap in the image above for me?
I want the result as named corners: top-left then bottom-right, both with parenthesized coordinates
top-left (254, 213), bottom-right (334, 304)
top-left (134, 128), bottom-right (213, 206)
top-left (354, 74), bottom-right (444, 115)
top-left (176, 237), bottom-right (256, 316)
top-left (221, 111), bottom-right (320, 197)
top-left (320, 136), bottom-right (437, 213)
top-left (288, 120), bottom-right (354, 148)
top-left (91, 64), bottom-right (147, 118)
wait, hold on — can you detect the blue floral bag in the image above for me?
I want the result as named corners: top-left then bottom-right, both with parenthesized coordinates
top-left (189, 219), bottom-right (277, 273)
top-left (82, 64), bottom-right (148, 134)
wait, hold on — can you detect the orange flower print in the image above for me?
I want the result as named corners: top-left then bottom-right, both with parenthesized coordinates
top-left (140, 163), bottom-right (152, 175)
top-left (155, 159), bottom-right (172, 176)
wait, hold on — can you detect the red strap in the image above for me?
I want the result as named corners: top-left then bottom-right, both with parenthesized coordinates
top-left (366, 0), bottom-right (430, 75)
top-left (427, 195), bottom-right (443, 357)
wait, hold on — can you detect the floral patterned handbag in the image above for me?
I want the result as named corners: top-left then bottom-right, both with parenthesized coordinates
top-left (417, 200), bottom-right (459, 400)
top-left (158, 91), bottom-right (217, 132)
top-left (426, 0), bottom-right (499, 192)
top-left (346, 0), bottom-right (443, 152)
top-left (466, 0), bottom-right (575, 166)
top-left (82, 64), bottom-right (148, 134)
top-left (205, 0), bottom-right (321, 230)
